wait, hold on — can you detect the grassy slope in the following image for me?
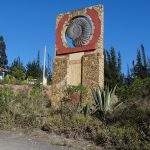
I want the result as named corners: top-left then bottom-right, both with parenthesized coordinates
top-left (0, 80), bottom-right (149, 150)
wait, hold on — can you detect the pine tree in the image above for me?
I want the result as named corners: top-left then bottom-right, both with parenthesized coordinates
top-left (26, 60), bottom-right (39, 79)
top-left (104, 49), bottom-right (112, 85)
top-left (37, 50), bottom-right (40, 68)
top-left (132, 45), bottom-right (149, 79)
top-left (147, 58), bottom-right (150, 77)
top-left (110, 47), bottom-right (117, 70)
top-left (141, 44), bottom-right (147, 67)
top-left (131, 60), bottom-right (136, 79)
top-left (110, 47), bottom-right (118, 86)
top-left (134, 49), bottom-right (143, 78)
top-left (36, 50), bottom-right (42, 78)
top-left (117, 51), bottom-right (121, 73)
top-left (106, 49), bottom-right (111, 66)
top-left (141, 44), bottom-right (149, 78)
top-left (126, 64), bottom-right (133, 85)
top-left (26, 50), bottom-right (42, 79)
top-left (0, 36), bottom-right (8, 68)
top-left (104, 47), bottom-right (122, 87)
top-left (117, 51), bottom-right (122, 82)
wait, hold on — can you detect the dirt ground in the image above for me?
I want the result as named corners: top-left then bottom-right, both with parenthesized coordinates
top-left (0, 129), bottom-right (102, 150)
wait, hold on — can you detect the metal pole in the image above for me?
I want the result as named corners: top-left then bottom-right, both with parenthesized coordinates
top-left (43, 45), bottom-right (47, 85)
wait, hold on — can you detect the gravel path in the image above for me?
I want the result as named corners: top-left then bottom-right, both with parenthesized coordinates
top-left (0, 131), bottom-right (67, 150)
top-left (0, 130), bottom-right (101, 150)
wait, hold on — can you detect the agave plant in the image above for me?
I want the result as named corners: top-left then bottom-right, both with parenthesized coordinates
top-left (91, 85), bottom-right (122, 116)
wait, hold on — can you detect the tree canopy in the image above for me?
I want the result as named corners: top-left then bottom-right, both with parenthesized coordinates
top-left (0, 36), bottom-right (8, 68)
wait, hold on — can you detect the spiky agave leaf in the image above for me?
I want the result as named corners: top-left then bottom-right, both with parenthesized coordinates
top-left (112, 100), bottom-right (123, 110)
top-left (98, 86), bottom-right (103, 111)
top-left (104, 85), bottom-right (111, 114)
top-left (91, 88), bottom-right (99, 106)
top-left (96, 87), bottom-right (103, 110)
top-left (91, 84), bottom-right (121, 116)
top-left (110, 85), bottom-right (117, 96)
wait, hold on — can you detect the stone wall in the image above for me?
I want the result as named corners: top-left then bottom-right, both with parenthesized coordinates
top-left (82, 52), bottom-right (104, 103)
top-left (51, 56), bottom-right (68, 107)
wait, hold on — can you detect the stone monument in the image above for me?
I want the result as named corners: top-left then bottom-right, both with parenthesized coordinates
top-left (51, 5), bottom-right (104, 107)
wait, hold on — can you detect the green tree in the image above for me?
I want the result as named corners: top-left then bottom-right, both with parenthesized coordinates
top-left (132, 45), bottom-right (149, 79)
top-left (36, 50), bottom-right (42, 78)
top-left (117, 51), bottom-right (121, 75)
top-left (134, 49), bottom-right (143, 78)
top-left (104, 47), bottom-right (123, 87)
top-left (11, 57), bottom-right (26, 80)
top-left (0, 36), bottom-right (8, 68)
top-left (126, 64), bottom-right (133, 85)
top-left (26, 50), bottom-right (42, 79)
top-left (141, 44), bottom-right (147, 67)
top-left (148, 58), bottom-right (150, 76)
top-left (26, 61), bottom-right (39, 79)
top-left (104, 49), bottom-right (112, 85)
top-left (141, 44), bottom-right (149, 78)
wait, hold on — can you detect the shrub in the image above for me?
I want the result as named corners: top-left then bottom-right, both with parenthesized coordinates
top-left (0, 86), bottom-right (46, 129)
top-left (130, 78), bottom-right (150, 102)
top-left (63, 84), bottom-right (86, 104)
top-left (117, 78), bottom-right (150, 104)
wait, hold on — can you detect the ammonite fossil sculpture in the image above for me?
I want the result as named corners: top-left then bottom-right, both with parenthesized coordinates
top-left (66, 16), bottom-right (92, 47)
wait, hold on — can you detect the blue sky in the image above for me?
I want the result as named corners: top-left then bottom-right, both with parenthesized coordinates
top-left (0, 0), bottom-right (150, 73)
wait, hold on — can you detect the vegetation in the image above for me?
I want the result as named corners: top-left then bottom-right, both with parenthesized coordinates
top-left (0, 35), bottom-right (52, 84)
top-left (91, 85), bottom-right (123, 119)
top-left (0, 36), bottom-right (149, 149)
top-left (0, 83), bottom-right (149, 149)
top-left (26, 50), bottom-right (42, 80)
top-left (104, 47), bottom-right (122, 87)
top-left (11, 57), bottom-right (26, 80)
top-left (0, 86), bottom-right (48, 129)
top-left (0, 36), bottom-right (8, 69)
top-left (104, 44), bottom-right (150, 86)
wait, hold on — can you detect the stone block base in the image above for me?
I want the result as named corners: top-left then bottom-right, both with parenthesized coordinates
top-left (51, 52), bottom-right (104, 107)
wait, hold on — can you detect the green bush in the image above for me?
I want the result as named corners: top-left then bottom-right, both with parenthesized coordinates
top-left (0, 86), bottom-right (46, 129)
top-left (130, 78), bottom-right (150, 100)
top-left (1, 76), bottom-right (28, 85)
top-left (117, 78), bottom-right (150, 103)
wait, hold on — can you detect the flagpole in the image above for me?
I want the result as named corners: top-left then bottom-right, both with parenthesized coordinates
top-left (43, 45), bottom-right (47, 85)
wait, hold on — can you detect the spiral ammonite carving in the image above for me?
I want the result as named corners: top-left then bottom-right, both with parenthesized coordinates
top-left (66, 16), bottom-right (92, 47)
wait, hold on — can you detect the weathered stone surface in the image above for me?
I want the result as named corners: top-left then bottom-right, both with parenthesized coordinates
top-left (82, 52), bottom-right (104, 103)
top-left (51, 56), bottom-right (69, 107)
